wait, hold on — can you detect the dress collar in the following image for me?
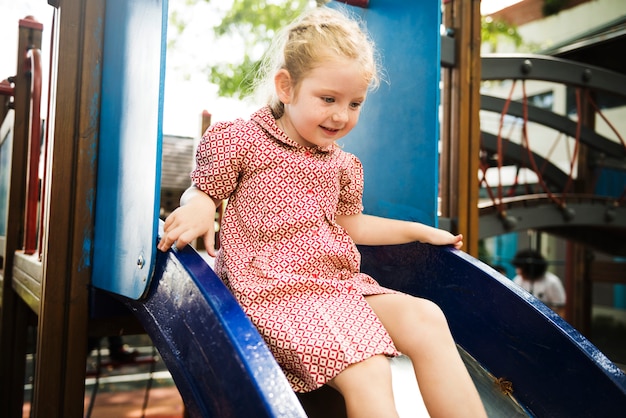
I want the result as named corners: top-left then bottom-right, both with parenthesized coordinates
top-left (251, 106), bottom-right (336, 154)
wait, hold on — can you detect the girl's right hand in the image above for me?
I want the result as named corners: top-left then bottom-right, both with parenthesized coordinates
top-left (157, 189), bottom-right (219, 256)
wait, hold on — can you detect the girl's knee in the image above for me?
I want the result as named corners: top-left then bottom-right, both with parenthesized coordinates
top-left (405, 297), bottom-right (448, 328)
top-left (330, 354), bottom-right (392, 395)
top-left (396, 298), bottom-right (454, 354)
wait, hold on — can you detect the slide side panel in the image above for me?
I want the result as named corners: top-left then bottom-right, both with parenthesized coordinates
top-left (359, 242), bottom-right (626, 417)
top-left (122, 245), bottom-right (306, 418)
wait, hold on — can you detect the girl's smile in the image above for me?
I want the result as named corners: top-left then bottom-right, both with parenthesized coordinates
top-left (276, 58), bottom-right (370, 149)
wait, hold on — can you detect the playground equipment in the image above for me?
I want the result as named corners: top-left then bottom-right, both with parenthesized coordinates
top-left (1, 0), bottom-right (626, 417)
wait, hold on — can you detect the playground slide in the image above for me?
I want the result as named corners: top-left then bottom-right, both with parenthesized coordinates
top-left (120, 241), bottom-right (307, 418)
top-left (120, 239), bottom-right (626, 417)
top-left (359, 242), bottom-right (626, 417)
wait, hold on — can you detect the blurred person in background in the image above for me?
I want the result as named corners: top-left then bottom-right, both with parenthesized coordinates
top-left (512, 249), bottom-right (566, 317)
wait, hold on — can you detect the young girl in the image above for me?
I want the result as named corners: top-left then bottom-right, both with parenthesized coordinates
top-left (158, 7), bottom-right (487, 418)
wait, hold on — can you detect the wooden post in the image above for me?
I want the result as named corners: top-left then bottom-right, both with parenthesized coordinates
top-left (29, 0), bottom-right (105, 416)
top-left (440, 0), bottom-right (482, 256)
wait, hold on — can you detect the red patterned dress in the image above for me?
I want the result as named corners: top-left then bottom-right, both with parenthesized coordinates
top-left (191, 106), bottom-right (399, 392)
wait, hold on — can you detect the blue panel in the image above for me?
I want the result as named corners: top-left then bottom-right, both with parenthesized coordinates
top-left (358, 242), bottom-right (626, 417)
top-left (92, 0), bottom-right (168, 299)
top-left (615, 284), bottom-right (626, 309)
top-left (492, 232), bottom-right (518, 278)
top-left (0, 123), bottom-right (13, 236)
top-left (595, 167), bottom-right (626, 199)
top-left (332, 0), bottom-right (441, 225)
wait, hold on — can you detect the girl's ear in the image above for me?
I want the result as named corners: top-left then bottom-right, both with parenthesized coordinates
top-left (275, 69), bottom-right (293, 104)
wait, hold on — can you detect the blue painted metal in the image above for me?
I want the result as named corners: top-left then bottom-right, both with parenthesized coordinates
top-left (332, 0), bottom-right (441, 226)
top-left (358, 242), bottom-right (626, 418)
top-left (595, 167), bottom-right (626, 200)
top-left (121, 235), bottom-right (307, 418)
top-left (0, 123), bottom-right (12, 237)
top-left (615, 284), bottom-right (626, 310)
top-left (92, 0), bottom-right (168, 299)
top-left (492, 232), bottom-right (518, 279)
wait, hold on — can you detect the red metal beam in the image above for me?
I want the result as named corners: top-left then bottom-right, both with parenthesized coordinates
top-left (24, 47), bottom-right (42, 255)
top-left (0, 79), bottom-right (14, 97)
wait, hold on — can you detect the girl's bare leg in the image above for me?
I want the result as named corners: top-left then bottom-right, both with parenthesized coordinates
top-left (366, 294), bottom-right (487, 418)
top-left (329, 354), bottom-right (399, 418)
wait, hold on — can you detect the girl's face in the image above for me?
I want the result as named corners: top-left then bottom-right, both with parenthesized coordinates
top-left (277, 58), bottom-right (370, 149)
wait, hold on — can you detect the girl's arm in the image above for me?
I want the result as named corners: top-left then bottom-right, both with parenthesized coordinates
top-left (336, 213), bottom-right (463, 249)
top-left (157, 186), bottom-right (223, 256)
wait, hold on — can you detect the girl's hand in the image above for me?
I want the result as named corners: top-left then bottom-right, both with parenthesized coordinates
top-left (428, 230), bottom-right (463, 250)
top-left (337, 213), bottom-right (463, 249)
top-left (157, 190), bottom-right (219, 256)
top-left (449, 233), bottom-right (463, 250)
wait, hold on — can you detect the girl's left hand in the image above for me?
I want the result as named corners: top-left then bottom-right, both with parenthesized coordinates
top-left (449, 233), bottom-right (463, 250)
top-left (429, 230), bottom-right (463, 249)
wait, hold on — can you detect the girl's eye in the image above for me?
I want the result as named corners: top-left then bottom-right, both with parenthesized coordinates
top-left (350, 102), bottom-right (362, 109)
top-left (322, 97), bottom-right (335, 103)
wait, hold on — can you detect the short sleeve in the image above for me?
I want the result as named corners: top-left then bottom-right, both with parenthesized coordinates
top-left (190, 120), bottom-right (250, 200)
top-left (336, 152), bottom-right (364, 216)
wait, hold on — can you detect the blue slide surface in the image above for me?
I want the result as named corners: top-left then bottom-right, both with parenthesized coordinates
top-left (359, 242), bottom-right (626, 417)
top-left (120, 239), bottom-right (626, 417)
top-left (122, 243), bottom-right (306, 417)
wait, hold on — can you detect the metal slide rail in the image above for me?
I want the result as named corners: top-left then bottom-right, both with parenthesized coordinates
top-left (481, 53), bottom-right (626, 96)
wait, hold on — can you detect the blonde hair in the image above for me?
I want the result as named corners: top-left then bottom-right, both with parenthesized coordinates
top-left (253, 6), bottom-right (380, 118)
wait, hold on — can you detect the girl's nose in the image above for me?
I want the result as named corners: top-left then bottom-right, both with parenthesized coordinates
top-left (332, 108), bottom-right (349, 122)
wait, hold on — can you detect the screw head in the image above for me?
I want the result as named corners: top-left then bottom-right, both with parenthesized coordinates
top-left (521, 59), bottom-right (533, 75)
top-left (137, 255), bottom-right (145, 269)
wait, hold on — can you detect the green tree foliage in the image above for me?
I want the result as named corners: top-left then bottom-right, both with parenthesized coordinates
top-left (211, 0), bottom-right (317, 98)
top-left (172, 0), bottom-right (326, 99)
top-left (481, 16), bottom-right (522, 53)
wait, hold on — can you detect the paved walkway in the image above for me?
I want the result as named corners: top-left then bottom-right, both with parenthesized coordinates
top-left (23, 386), bottom-right (184, 418)
top-left (23, 335), bottom-right (185, 417)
